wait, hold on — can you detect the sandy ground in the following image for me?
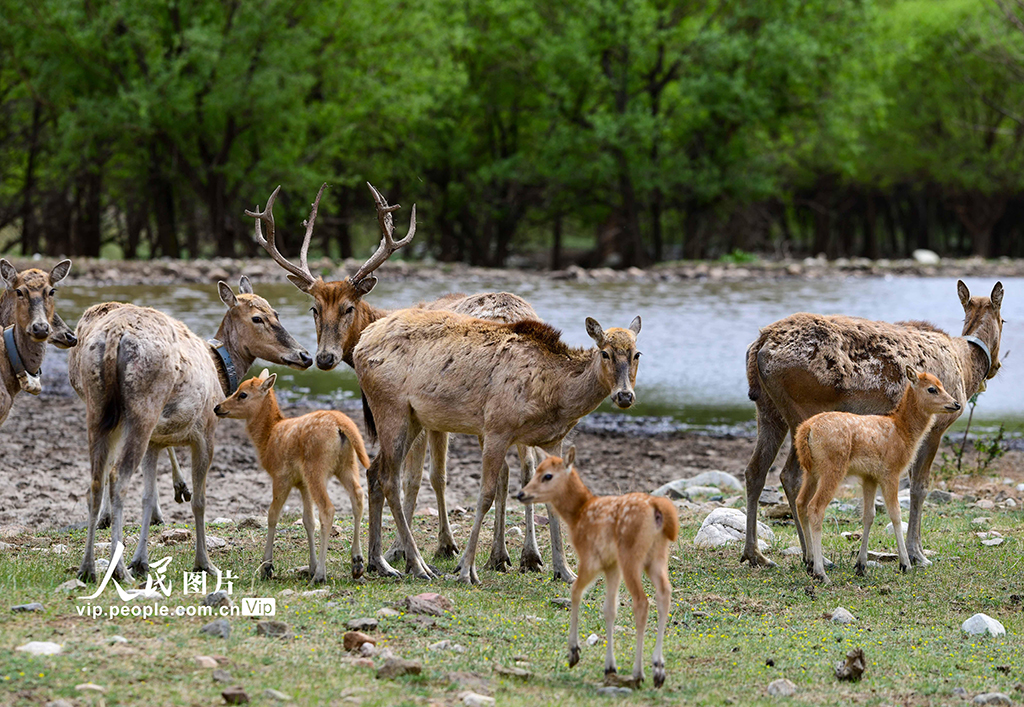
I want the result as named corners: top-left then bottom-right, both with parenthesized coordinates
top-left (1, 388), bottom-right (1020, 535)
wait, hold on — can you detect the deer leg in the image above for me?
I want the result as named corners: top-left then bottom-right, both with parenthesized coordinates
top-left (386, 422), bottom-right (435, 580)
top-left (141, 444), bottom-right (163, 528)
top-left (740, 402), bottom-right (786, 567)
top-left (602, 565), bottom-right (622, 676)
top-left (806, 468), bottom-right (841, 585)
top-left (623, 557), bottom-right (649, 685)
top-left (650, 552), bottom-right (672, 689)
top-left (386, 430), bottom-right (426, 564)
top-left (108, 424), bottom-right (152, 582)
top-left (79, 422), bottom-right (114, 583)
top-left (129, 445), bottom-right (161, 577)
top-left (795, 471), bottom-right (818, 571)
top-left (516, 445), bottom-right (544, 573)
top-left (365, 452), bottom-right (401, 578)
top-left (169, 447), bottom-right (191, 504)
top-left (548, 503), bottom-right (576, 582)
top-left (97, 468), bottom-right (113, 530)
top-left (906, 425), bottom-right (944, 566)
top-left (484, 459), bottom-right (512, 572)
top-left (337, 454), bottom-right (365, 579)
top-left (881, 477), bottom-right (911, 574)
top-left (457, 439), bottom-right (510, 585)
top-left (569, 560), bottom-right (599, 669)
top-left (261, 481), bottom-right (290, 580)
top-left (856, 478), bottom-right (877, 576)
top-left (303, 478), bottom-right (332, 584)
top-left (189, 432), bottom-right (218, 576)
top-left (428, 431), bottom-right (457, 559)
top-left (780, 445), bottom-right (809, 555)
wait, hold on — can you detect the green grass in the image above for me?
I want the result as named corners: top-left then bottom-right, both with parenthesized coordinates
top-left (1, 498), bottom-right (1021, 706)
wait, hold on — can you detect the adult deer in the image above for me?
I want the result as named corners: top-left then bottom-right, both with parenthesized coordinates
top-left (354, 309), bottom-right (642, 584)
top-left (71, 277), bottom-right (312, 582)
top-left (247, 185), bottom-right (575, 581)
top-left (741, 280), bottom-right (1004, 568)
top-left (0, 259), bottom-right (72, 422)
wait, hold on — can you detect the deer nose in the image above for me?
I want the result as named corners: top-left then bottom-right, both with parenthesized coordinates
top-left (613, 390), bottom-right (635, 408)
top-left (953, 401), bottom-right (962, 411)
top-left (297, 351), bottom-right (313, 368)
top-left (214, 404), bottom-right (225, 417)
top-left (29, 322), bottom-right (50, 340)
top-left (316, 352), bottom-right (337, 370)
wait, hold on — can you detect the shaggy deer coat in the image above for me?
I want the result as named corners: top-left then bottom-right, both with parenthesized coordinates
top-left (741, 280), bottom-right (1003, 568)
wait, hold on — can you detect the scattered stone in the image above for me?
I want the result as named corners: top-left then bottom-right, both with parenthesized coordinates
top-left (586, 633), bottom-right (600, 646)
top-left (830, 607), bottom-right (856, 625)
top-left (377, 657), bottom-right (423, 679)
top-left (927, 489), bottom-right (953, 504)
top-left (346, 617), bottom-right (378, 631)
top-left (56, 578), bottom-right (86, 593)
top-left (840, 531), bottom-right (862, 541)
top-left (867, 551), bottom-right (899, 562)
top-left (359, 642), bottom-right (377, 657)
top-left (11, 602), bottom-right (44, 613)
top-left (237, 515), bottom-right (265, 529)
top-left (597, 686), bottom-right (633, 696)
top-left (50, 544), bottom-right (69, 555)
top-left (158, 528), bottom-right (191, 545)
top-left (767, 678), bottom-right (796, 697)
top-left (222, 686), bottom-right (249, 704)
top-left (1017, 483), bottom-right (1024, 493)
top-left (885, 521), bottom-right (907, 537)
top-left (195, 656), bottom-right (219, 669)
top-left (279, 589), bottom-right (295, 597)
top-left (108, 635), bottom-right (127, 644)
top-left (460, 692), bottom-right (496, 707)
top-left (765, 503), bottom-right (793, 520)
top-left (684, 485), bottom-right (724, 497)
top-left (200, 619), bottom-right (231, 639)
top-left (976, 499), bottom-right (996, 511)
top-left (376, 607), bottom-right (400, 618)
top-left (954, 687), bottom-right (969, 698)
top-left (404, 592), bottom-right (453, 616)
top-left (210, 517), bottom-right (234, 526)
top-left (256, 620), bottom-right (293, 639)
top-left (961, 613), bottom-right (1006, 637)
top-left (1003, 499), bottom-right (1018, 509)
top-left (16, 641), bottom-right (62, 655)
top-left (428, 639), bottom-right (453, 651)
top-left (0, 541), bottom-right (14, 551)
top-left (694, 508), bottom-right (774, 550)
top-left (834, 648), bottom-right (866, 682)
top-left (45, 700), bottom-right (74, 707)
top-left (972, 517), bottom-right (992, 526)
top-left (982, 538), bottom-right (1005, 547)
top-left (414, 506), bottom-right (439, 517)
top-left (203, 590), bottom-right (233, 609)
top-left (759, 488), bottom-right (784, 505)
top-left (782, 546), bottom-right (802, 557)
top-left (912, 249), bottom-right (940, 265)
top-left (206, 535), bottom-right (227, 550)
top-left (353, 658), bottom-right (375, 668)
top-left (550, 598), bottom-right (571, 609)
top-left (972, 694), bottom-right (1012, 706)
top-left (507, 526), bottom-right (523, 538)
top-left (301, 588), bottom-right (329, 598)
top-left (263, 689), bottom-right (292, 702)
top-left (75, 683), bottom-right (106, 692)
top-left (494, 664), bottom-right (531, 679)
top-left (212, 668), bottom-right (233, 683)
top-left (344, 631), bottom-right (375, 651)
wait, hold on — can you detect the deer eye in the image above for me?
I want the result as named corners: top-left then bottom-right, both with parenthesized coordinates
top-left (15, 289), bottom-right (23, 298)
top-left (542, 473), bottom-right (553, 482)
top-left (238, 392), bottom-right (247, 400)
top-left (344, 306), bottom-right (355, 315)
top-left (251, 316), bottom-right (263, 324)
top-left (634, 351), bottom-right (641, 360)
top-left (927, 386), bottom-right (938, 394)
top-left (601, 350), bottom-right (610, 360)
top-left (48, 289), bottom-right (56, 297)
top-left (310, 306), bottom-right (319, 316)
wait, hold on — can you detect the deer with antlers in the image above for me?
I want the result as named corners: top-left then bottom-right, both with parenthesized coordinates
top-left (70, 277), bottom-right (312, 582)
top-left (246, 185), bottom-right (575, 581)
top-left (0, 259), bottom-right (72, 423)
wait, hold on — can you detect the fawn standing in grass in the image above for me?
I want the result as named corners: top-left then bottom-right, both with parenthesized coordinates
top-left (517, 447), bottom-right (678, 688)
top-left (795, 366), bottom-right (961, 584)
top-left (215, 370), bottom-right (371, 582)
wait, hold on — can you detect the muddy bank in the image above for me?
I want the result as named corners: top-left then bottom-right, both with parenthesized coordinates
top-left (5, 254), bottom-right (1024, 288)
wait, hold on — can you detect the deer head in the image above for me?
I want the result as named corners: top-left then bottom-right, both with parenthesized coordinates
top-left (957, 280), bottom-right (1004, 379)
top-left (214, 368), bottom-right (277, 419)
top-left (905, 366), bottom-right (961, 414)
top-left (216, 276), bottom-right (312, 370)
top-left (248, 183), bottom-right (416, 370)
top-left (586, 316), bottom-right (642, 409)
top-left (517, 446), bottom-right (577, 504)
top-left (0, 259), bottom-right (72, 343)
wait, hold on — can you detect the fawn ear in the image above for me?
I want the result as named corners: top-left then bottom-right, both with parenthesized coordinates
top-left (991, 281), bottom-right (1003, 309)
top-left (260, 372), bottom-right (277, 390)
top-left (0, 259), bottom-right (17, 288)
top-left (628, 315), bottom-right (641, 336)
top-left (905, 365), bottom-right (918, 382)
top-left (957, 280), bottom-right (971, 310)
top-left (585, 318), bottom-right (605, 346)
top-left (49, 259), bottom-right (71, 284)
top-left (218, 281), bottom-right (237, 308)
top-left (564, 445), bottom-right (576, 469)
top-left (239, 275), bottom-right (253, 294)
top-left (258, 368), bottom-right (270, 380)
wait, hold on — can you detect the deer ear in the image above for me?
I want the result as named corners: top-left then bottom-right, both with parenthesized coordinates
top-left (628, 315), bottom-right (641, 336)
top-left (218, 281), bottom-right (237, 308)
top-left (585, 318), bottom-right (605, 346)
top-left (0, 259), bottom-right (17, 288)
top-left (905, 365), bottom-right (917, 382)
top-left (957, 280), bottom-right (971, 309)
top-left (287, 274), bottom-right (314, 293)
top-left (564, 445), bottom-right (576, 469)
top-left (353, 276), bottom-right (377, 296)
top-left (991, 282), bottom-right (1003, 309)
top-left (258, 368), bottom-right (270, 380)
top-left (49, 259), bottom-right (71, 284)
top-left (239, 275), bottom-right (253, 294)
top-left (261, 373), bottom-right (277, 390)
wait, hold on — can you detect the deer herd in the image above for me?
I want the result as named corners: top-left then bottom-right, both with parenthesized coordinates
top-left (1, 183), bottom-right (1007, 689)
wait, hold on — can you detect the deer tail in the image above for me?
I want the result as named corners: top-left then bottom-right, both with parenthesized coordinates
top-left (794, 422), bottom-right (812, 474)
top-left (360, 390), bottom-right (377, 446)
top-left (746, 333), bottom-right (766, 402)
top-left (651, 496), bottom-right (679, 543)
top-left (338, 415), bottom-right (372, 469)
top-left (97, 333), bottom-right (123, 436)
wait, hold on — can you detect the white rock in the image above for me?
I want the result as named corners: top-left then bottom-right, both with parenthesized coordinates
top-left (686, 471), bottom-right (744, 491)
top-left (684, 485), bottom-right (723, 496)
top-left (767, 678), bottom-right (796, 697)
top-left (428, 640), bottom-right (452, 651)
top-left (972, 517), bottom-right (991, 526)
top-left (1002, 498), bottom-right (1017, 509)
top-left (972, 692), bottom-right (1012, 706)
top-left (209, 517), bottom-right (234, 527)
top-left (912, 249), bottom-right (940, 265)
top-left (359, 643), bottom-right (377, 657)
top-left (507, 526), bottom-right (523, 538)
top-left (108, 635), bottom-right (127, 644)
top-left (205, 535), bottom-right (227, 550)
top-left (1003, 478), bottom-right (1014, 486)
top-left (781, 546), bottom-right (802, 556)
top-left (56, 579), bottom-right (86, 593)
top-left (981, 538), bottom-right (1005, 547)
top-left (16, 641), bottom-right (62, 655)
top-left (1016, 483), bottom-right (1024, 493)
top-left (460, 692), bottom-right (495, 707)
top-left (976, 499), bottom-right (996, 510)
top-left (586, 633), bottom-right (600, 646)
top-left (376, 607), bottom-right (400, 618)
top-left (694, 508), bottom-right (774, 551)
top-left (301, 588), bottom-right (329, 597)
top-left (961, 613), bottom-right (1006, 636)
top-left (51, 544), bottom-right (69, 555)
top-left (830, 607), bottom-right (856, 624)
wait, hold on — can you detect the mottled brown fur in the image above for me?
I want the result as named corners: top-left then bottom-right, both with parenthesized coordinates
top-left (517, 447), bottom-right (676, 688)
top-left (215, 371), bottom-right (369, 582)
top-left (741, 281), bottom-right (1004, 568)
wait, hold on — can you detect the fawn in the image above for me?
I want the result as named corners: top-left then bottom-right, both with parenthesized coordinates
top-left (215, 370), bottom-right (370, 582)
top-left (794, 366), bottom-right (961, 583)
top-left (517, 446), bottom-right (677, 688)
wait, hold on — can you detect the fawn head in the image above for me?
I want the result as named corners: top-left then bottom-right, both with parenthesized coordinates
top-left (517, 446), bottom-right (578, 504)
top-left (215, 369), bottom-right (277, 418)
top-left (0, 259), bottom-right (71, 343)
top-left (586, 316), bottom-right (642, 409)
top-left (905, 366), bottom-right (961, 415)
top-left (957, 280), bottom-right (1004, 379)
top-left (217, 276), bottom-right (312, 370)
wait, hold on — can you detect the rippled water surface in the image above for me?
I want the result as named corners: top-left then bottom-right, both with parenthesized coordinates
top-left (50, 274), bottom-right (1023, 426)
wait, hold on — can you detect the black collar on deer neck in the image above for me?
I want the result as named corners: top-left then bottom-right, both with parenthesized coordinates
top-left (208, 339), bottom-right (238, 395)
top-left (962, 335), bottom-right (992, 378)
top-left (4, 325), bottom-right (37, 378)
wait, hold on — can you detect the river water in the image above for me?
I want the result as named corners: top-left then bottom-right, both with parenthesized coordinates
top-left (47, 275), bottom-right (1022, 429)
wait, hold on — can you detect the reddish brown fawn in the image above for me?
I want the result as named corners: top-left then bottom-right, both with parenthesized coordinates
top-left (795, 366), bottom-right (961, 584)
top-left (517, 446), bottom-right (678, 689)
top-left (215, 370), bottom-right (370, 582)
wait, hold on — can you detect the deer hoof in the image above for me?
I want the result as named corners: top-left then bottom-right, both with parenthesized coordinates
top-left (77, 565), bottom-right (96, 584)
top-left (434, 541), bottom-right (458, 559)
top-left (128, 560), bottom-right (149, 578)
top-left (97, 514), bottom-right (112, 530)
top-left (383, 545), bottom-right (406, 565)
top-left (552, 566), bottom-right (577, 583)
top-left (149, 511), bottom-right (164, 527)
top-left (484, 552), bottom-right (512, 572)
top-left (854, 562), bottom-right (867, 577)
top-left (812, 572), bottom-right (831, 585)
top-left (311, 574), bottom-right (327, 585)
top-left (260, 563), bottom-right (274, 580)
top-left (910, 553), bottom-right (931, 567)
top-left (568, 645), bottom-right (580, 668)
top-left (192, 562), bottom-right (219, 577)
top-left (351, 556), bottom-right (364, 579)
top-left (653, 662), bottom-right (666, 689)
top-left (519, 551), bottom-right (544, 573)
top-left (740, 550), bottom-right (776, 568)
top-left (899, 562), bottom-right (911, 574)
top-left (174, 482), bottom-right (192, 504)
top-left (367, 557), bottom-right (402, 578)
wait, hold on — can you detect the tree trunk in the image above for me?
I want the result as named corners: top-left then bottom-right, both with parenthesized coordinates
top-left (75, 171), bottom-right (103, 257)
top-left (20, 101), bottom-right (43, 256)
top-left (863, 192), bottom-right (879, 260)
top-left (650, 187), bottom-right (663, 262)
top-left (551, 215), bottom-right (563, 270)
top-left (149, 147), bottom-right (179, 258)
top-left (614, 150), bottom-right (646, 268)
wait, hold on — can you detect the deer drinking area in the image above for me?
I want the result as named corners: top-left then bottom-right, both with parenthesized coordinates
top-left (43, 274), bottom-right (1024, 432)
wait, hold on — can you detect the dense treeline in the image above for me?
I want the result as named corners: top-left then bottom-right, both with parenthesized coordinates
top-left (2, 0), bottom-right (1024, 267)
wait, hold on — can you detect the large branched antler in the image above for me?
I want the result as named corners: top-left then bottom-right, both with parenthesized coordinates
top-left (246, 184), bottom-right (328, 290)
top-left (349, 182), bottom-right (417, 285)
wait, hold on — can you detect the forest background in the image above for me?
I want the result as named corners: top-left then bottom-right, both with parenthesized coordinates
top-left (4, 0), bottom-right (1024, 269)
